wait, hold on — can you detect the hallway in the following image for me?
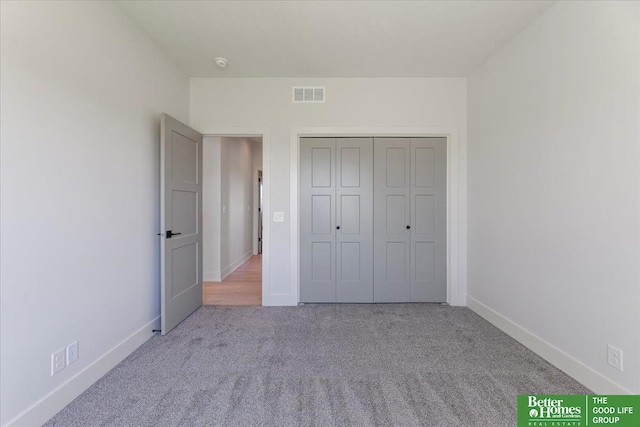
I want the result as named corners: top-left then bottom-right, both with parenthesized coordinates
top-left (203, 255), bottom-right (262, 305)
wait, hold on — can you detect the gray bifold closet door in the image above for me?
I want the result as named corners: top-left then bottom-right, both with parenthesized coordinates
top-left (300, 137), bottom-right (373, 302)
top-left (374, 137), bottom-right (446, 302)
top-left (373, 138), bottom-right (411, 302)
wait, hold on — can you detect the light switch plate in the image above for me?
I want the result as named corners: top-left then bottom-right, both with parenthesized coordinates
top-left (67, 341), bottom-right (79, 365)
top-left (273, 212), bottom-right (284, 222)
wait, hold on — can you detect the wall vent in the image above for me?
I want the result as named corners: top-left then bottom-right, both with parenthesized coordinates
top-left (293, 87), bottom-right (325, 103)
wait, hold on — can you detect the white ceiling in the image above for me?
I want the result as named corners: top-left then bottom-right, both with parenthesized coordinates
top-left (120, 0), bottom-right (555, 78)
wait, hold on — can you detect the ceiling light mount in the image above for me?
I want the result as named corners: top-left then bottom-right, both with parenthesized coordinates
top-left (214, 57), bottom-right (228, 69)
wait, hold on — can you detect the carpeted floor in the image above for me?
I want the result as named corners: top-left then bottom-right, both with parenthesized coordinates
top-left (46, 304), bottom-right (590, 426)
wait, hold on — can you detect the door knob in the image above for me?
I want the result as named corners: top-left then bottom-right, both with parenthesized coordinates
top-left (166, 230), bottom-right (182, 238)
top-left (406, 225), bottom-right (411, 229)
top-left (336, 226), bottom-right (341, 230)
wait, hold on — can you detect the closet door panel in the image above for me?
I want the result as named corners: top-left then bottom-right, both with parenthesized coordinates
top-left (373, 138), bottom-right (411, 302)
top-left (411, 138), bottom-right (447, 302)
top-left (336, 138), bottom-right (373, 302)
top-left (300, 138), bottom-right (336, 302)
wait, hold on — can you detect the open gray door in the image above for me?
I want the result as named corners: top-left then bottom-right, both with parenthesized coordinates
top-left (160, 114), bottom-right (203, 335)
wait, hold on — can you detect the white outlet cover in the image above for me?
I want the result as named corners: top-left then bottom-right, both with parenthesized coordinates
top-left (67, 341), bottom-right (79, 365)
top-left (607, 344), bottom-right (623, 372)
top-left (51, 348), bottom-right (65, 376)
top-left (273, 212), bottom-right (284, 222)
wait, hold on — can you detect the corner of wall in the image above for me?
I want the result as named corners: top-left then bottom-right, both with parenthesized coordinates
top-left (467, 295), bottom-right (633, 394)
top-left (4, 318), bottom-right (160, 427)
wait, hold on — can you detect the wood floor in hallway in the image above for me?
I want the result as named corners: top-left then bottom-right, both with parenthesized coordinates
top-left (203, 255), bottom-right (262, 305)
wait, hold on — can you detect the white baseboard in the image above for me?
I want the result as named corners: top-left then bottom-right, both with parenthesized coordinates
top-left (203, 270), bottom-right (221, 282)
top-left (262, 293), bottom-right (296, 307)
top-left (466, 295), bottom-right (633, 395)
top-left (449, 293), bottom-right (466, 307)
top-left (5, 316), bottom-right (160, 427)
top-left (220, 250), bottom-right (253, 281)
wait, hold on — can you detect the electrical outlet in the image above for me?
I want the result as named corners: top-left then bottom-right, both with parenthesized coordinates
top-left (273, 212), bottom-right (284, 222)
top-left (607, 345), bottom-right (623, 372)
top-left (66, 341), bottom-right (78, 365)
top-left (51, 349), bottom-right (65, 376)
top-left (223, 206), bottom-right (226, 214)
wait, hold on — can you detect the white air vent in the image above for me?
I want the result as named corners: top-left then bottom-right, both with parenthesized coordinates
top-left (293, 87), bottom-right (325, 103)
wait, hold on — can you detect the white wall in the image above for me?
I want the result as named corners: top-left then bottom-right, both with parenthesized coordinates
top-left (468, 1), bottom-right (640, 394)
top-left (203, 136), bottom-right (222, 281)
top-left (0, 2), bottom-right (189, 425)
top-left (190, 78), bottom-right (468, 304)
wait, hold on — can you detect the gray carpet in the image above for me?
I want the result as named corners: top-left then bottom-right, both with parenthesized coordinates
top-left (46, 304), bottom-right (590, 426)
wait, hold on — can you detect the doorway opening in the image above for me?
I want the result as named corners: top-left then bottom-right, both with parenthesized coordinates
top-left (202, 136), bottom-right (263, 305)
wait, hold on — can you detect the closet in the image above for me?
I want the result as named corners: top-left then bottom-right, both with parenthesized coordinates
top-left (300, 137), bottom-right (446, 303)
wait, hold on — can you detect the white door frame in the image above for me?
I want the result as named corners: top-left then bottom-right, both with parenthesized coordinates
top-left (200, 127), bottom-right (271, 306)
top-left (290, 127), bottom-right (465, 306)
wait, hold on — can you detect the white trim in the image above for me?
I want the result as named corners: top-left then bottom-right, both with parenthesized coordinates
top-left (467, 295), bottom-right (634, 395)
top-left (4, 317), bottom-right (160, 427)
top-left (204, 270), bottom-right (221, 282)
top-left (220, 250), bottom-right (253, 281)
top-left (290, 127), bottom-right (466, 306)
top-left (197, 127), bottom-right (272, 306)
top-left (262, 294), bottom-right (294, 307)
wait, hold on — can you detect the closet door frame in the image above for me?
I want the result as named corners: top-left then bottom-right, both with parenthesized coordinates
top-left (291, 127), bottom-right (464, 307)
